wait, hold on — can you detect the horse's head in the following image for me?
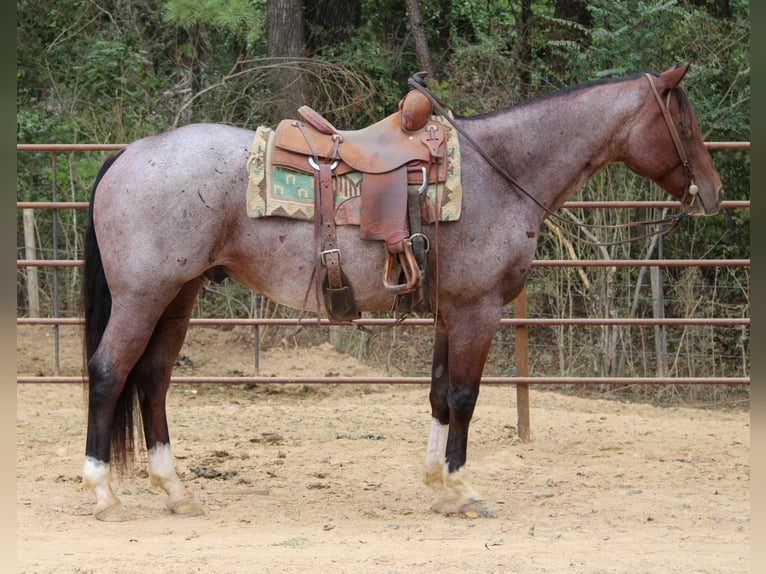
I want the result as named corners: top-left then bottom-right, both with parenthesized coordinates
top-left (623, 63), bottom-right (724, 216)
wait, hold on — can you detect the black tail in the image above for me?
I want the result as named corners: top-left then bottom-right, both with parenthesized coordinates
top-left (82, 152), bottom-right (122, 362)
top-left (81, 150), bottom-right (137, 472)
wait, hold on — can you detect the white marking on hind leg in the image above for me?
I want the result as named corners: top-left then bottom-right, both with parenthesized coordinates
top-left (82, 457), bottom-right (122, 519)
top-left (148, 443), bottom-right (204, 516)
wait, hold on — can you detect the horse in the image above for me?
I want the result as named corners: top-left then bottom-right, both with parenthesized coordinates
top-left (81, 63), bottom-right (723, 521)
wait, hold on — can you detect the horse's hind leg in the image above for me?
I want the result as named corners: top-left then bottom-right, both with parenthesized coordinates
top-left (84, 300), bottom-right (171, 521)
top-left (133, 278), bottom-right (206, 517)
top-left (83, 276), bottom-right (204, 521)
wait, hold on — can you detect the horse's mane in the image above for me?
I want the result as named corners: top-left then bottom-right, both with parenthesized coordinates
top-left (457, 71), bottom-right (694, 128)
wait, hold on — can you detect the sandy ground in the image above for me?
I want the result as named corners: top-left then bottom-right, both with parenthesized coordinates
top-left (17, 325), bottom-right (750, 573)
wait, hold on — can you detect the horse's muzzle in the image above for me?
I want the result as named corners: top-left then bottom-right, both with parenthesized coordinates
top-left (687, 186), bottom-right (724, 216)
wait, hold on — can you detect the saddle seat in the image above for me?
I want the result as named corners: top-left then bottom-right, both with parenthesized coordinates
top-left (273, 106), bottom-right (445, 177)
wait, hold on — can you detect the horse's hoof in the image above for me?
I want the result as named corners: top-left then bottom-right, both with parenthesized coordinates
top-left (95, 503), bottom-right (133, 522)
top-left (167, 497), bottom-right (205, 517)
top-left (459, 499), bottom-right (496, 519)
top-left (430, 494), bottom-right (460, 515)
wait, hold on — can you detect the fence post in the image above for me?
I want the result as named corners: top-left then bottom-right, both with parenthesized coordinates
top-left (50, 152), bottom-right (60, 376)
top-left (22, 208), bottom-right (40, 317)
top-left (252, 292), bottom-right (260, 376)
top-left (651, 235), bottom-right (668, 377)
top-left (514, 287), bottom-right (531, 442)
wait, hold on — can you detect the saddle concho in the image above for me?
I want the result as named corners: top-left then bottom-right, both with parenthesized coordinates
top-left (246, 98), bottom-right (463, 321)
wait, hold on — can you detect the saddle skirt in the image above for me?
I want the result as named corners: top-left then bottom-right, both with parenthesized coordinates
top-left (246, 113), bottom-right (463, 225)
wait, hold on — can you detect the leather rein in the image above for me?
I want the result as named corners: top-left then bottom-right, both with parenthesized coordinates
top-left (408, 72), bottom-right (699, 248)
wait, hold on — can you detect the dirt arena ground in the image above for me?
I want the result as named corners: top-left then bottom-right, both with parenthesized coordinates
top-left (17, 325), bottom-right (750, 573)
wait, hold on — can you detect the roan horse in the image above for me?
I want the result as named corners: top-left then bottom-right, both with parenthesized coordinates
top-left (81, 63), bottom-right (722, 520)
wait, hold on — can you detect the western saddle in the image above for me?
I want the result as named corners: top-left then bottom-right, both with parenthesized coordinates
top-left (271, 90), bottom-right (448, 321)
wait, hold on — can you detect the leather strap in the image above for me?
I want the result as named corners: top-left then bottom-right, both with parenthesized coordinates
top-left (318, 163), bottom-right (343, 290)
top-left (645, 74), bottom-right (690, 167)
top-left (645, 73), bottom-right (695, 204)
top-left (407, 177), bottom-right (431, 312)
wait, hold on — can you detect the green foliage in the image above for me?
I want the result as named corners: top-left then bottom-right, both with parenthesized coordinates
top-left (437, 36), bottom-right (520, 113)
top-left (163, 0), bottom-right (266, 46)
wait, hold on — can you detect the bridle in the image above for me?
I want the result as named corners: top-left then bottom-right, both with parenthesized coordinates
top-left (408, 72), bottom-right (699, 247)
top-left (644, 72), bottom-right (700, 210)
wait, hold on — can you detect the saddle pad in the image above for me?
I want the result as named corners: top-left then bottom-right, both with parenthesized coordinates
top-left (246, 116), bottom-right (462, 224)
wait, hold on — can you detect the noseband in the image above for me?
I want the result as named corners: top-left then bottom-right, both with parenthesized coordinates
top-left (644, 73), bottom-right (699, 209)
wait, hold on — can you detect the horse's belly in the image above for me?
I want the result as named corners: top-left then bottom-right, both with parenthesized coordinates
top-left (226, 220), bottom-right (399, 314)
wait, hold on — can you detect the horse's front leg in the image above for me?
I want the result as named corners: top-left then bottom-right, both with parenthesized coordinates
top-left (424, 308), bottom-right (500, 517)
top-left (424, 319), bottom-right (450, 490)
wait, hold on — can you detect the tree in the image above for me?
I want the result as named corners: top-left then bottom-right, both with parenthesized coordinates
top-left (405, 0), bottom-right (434, 76)
top-left (304, 0), bottom-right (362, 53)
top-left (517, 0), bottom-right (533, 92)
top-left (267, 0), bottom-right (306, 120)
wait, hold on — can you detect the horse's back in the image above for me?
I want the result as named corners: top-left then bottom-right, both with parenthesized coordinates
top-left (111, 123), bottom-right (255, 179)
top-left (97, 122), bottom-right (254, 198)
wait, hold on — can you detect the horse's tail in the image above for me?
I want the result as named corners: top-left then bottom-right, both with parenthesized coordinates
top-left (82, 150), bottom-right (136, 472)
top-left (82, 152), bottom-right (122, 362)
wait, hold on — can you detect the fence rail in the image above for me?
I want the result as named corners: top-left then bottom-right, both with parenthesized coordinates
top-left (17, 376), bottom-right (750, 385)
top-left (14, 258), bottom-right (753, 268)
top-left (16, 317), bottom-right (751, 327)
top-left (16, 142), bottom-right (751, 439)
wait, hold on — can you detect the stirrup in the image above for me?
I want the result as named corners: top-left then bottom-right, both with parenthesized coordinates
top-left (383, 238), bottom-right (422, 294)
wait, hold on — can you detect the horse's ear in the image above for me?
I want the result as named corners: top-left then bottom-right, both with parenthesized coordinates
top-left (657, 62), bottom-right (691, 89)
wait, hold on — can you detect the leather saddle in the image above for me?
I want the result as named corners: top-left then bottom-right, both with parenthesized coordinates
top-left (270, 91), bottom-right (447, 321)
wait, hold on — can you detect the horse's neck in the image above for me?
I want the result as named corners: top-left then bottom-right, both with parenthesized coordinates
top-left (462, 82), bottom-right (643, 215)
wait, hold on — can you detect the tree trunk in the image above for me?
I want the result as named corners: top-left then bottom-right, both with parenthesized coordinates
top-left (554, 0), bottom-right (592, 26)
top-left (517, 0), bottom-right (532, 92)
top-left (404, 0), bottom-right (434, 77)
top-left (304, 0), bottom-right (362, 53)
top-left (266, 0), bottom-right (306, 121)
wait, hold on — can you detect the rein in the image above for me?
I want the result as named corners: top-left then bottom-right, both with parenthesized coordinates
top-left (407, 72), bottom-right (694, 248)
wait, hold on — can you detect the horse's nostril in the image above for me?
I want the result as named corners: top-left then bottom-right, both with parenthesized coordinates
top-left (718, 188), bottom-right (725, 203)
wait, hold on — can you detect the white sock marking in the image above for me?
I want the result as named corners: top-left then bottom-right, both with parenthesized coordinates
top-left (424, 418), bottom-right (449, 487)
